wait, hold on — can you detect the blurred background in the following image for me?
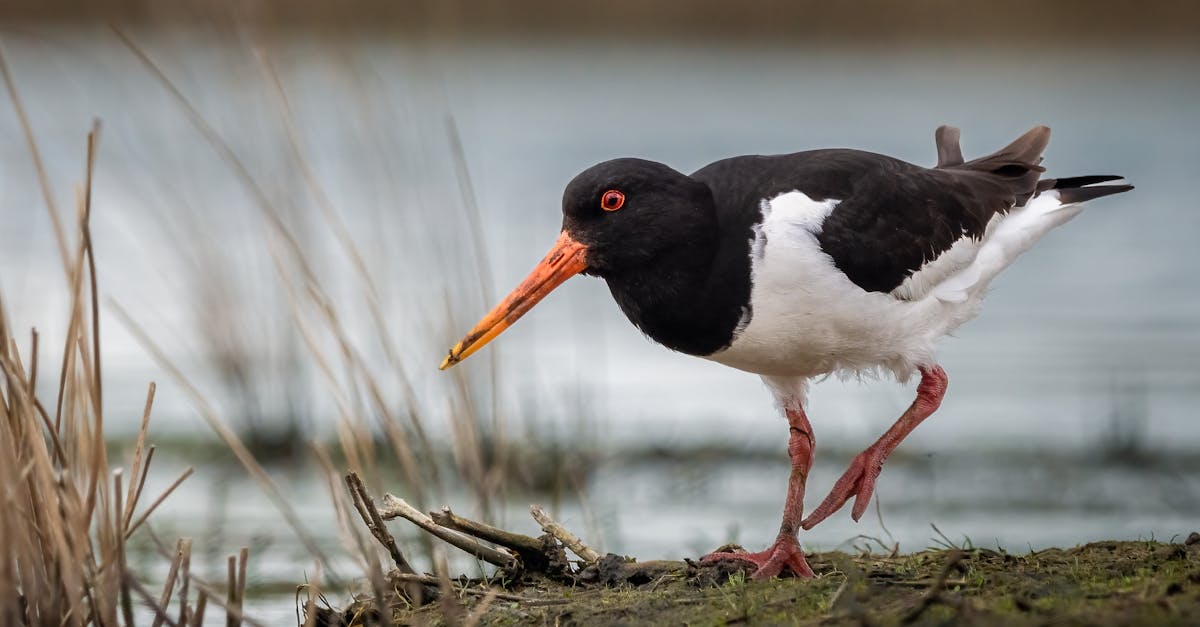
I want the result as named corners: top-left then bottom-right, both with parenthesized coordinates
top-left (1, 0), bottom-right (1198, 620)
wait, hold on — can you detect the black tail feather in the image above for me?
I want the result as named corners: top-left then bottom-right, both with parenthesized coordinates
top-left (1053, 182), bottom-right (1134, 204)
top-left (1037, 175), bottom-right (1126, 192)
top-left (1038, 174), bottom-right (1133, 204)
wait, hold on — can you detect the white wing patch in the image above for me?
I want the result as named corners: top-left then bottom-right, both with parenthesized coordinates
top-left (763, 190), bottom-right (841, 233)
top-left (889, 223), bottom-right (994, 302)
top-left (931, 190), bottom-right (1083, 303)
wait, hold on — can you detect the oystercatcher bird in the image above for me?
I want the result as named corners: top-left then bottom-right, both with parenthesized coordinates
top-left (439, 126), bottom-right (1132, 578)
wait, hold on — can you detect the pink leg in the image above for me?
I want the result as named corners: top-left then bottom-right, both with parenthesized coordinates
top-left (801, 365), bottom-right (948, 530)
top-left (702, 405), bottom-right (816, 578)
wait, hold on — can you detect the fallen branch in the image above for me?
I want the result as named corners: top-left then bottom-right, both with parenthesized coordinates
top-left (431, 506), bottom-right (549, 570)
top-left (379, 494), bottom-right (517, 569)
top-left (530, 505), bottom-right (600, 565)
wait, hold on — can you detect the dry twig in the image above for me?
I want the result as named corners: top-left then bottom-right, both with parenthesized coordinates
top-left (432, 506), bottom-right (548, 569)
top-left (345, 473), bottom-right (416, 574)
top-left (379, 495), bottom-right (516, 569)
top-left (345, 472), bottom-right (426, 605)
top-left (530, 505), bottom-right (600, 565)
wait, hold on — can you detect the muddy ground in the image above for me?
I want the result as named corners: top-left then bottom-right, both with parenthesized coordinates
top-left (320, 535), bottom-right (1200, 626)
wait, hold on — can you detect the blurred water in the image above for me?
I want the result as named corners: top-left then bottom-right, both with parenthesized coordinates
top-left (2, 24), bottom-right (1199, 621)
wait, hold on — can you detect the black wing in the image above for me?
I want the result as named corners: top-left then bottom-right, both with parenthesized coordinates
top-left (694, 126), bottom-right (1053, 294)
top-left (817, 126), bottom-right (1055, 293)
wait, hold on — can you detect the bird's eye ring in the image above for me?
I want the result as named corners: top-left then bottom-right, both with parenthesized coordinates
top-left (600, 190), bottom-right (625, 212)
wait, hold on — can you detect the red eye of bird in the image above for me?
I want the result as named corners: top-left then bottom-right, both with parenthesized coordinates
top-left (600, 189), bottom-right (625, 212)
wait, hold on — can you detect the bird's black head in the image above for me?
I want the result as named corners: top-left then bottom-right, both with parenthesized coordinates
top-left (561, 158), bottom-right (716, 277)
top-left (439, 157), bottom-right (716, 370)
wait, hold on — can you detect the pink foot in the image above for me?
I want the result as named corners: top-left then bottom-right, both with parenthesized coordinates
top-left (700, 536), bottom-right (814, 579)
top-left (801, 446), bottom-right (884, 529)
top-left (802, 365), bottom-right (948, 530)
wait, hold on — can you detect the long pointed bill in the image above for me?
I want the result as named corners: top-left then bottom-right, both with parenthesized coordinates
top-left (439, 231), bottom-right (588, 370)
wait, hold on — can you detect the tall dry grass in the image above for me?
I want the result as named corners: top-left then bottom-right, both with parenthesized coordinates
top-left (0, 73), bottom-right (262, 621)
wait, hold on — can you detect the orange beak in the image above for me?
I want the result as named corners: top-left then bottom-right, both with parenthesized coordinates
top-left (439, 231), bottom-right (588, 370)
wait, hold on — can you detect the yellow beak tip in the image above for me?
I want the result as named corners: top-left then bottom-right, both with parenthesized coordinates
top-left (439, 348), bottom-right (460, 367)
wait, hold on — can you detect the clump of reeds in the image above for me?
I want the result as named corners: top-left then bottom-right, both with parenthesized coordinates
top-left (0, 105), bottom-right (253, 623)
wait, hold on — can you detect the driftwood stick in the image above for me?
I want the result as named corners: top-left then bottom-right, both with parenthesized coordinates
top-left (379, 495), bottom-right (516, 568)
top-left (530, 505), bottom-right (600, 565)
top-left (431, 506), bottom-right (546, 565)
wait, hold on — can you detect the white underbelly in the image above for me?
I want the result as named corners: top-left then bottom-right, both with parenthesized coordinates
top-left (703, 192), bottom-right (951, 379)
top-left (706, 265), bottom-right (943, 379)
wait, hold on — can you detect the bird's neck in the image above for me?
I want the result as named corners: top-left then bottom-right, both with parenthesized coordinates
top-left (604, 228), bottom-right (750, 357)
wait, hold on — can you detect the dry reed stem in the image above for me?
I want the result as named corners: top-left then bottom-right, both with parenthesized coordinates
top-left (177, 539), bottom-right (193, 627)
top-left (530, 505), bottom-right (601, 565)
top-left (27, 328), bottom-right (37, 396)
top-left (237, 548), bottom-right (249, 624)
top-left (115, 470), bottom-right (135, 627)
top-left (126, 445), bottom-right (157, 528)
top-left (152, 538), bottom-right (185, 627)
top-left (124, 382), bottom-right (157, 528)
top-left (124, 467), bottom-right (195, 540)
top-left (136, 525), bottom-right (269, 627)
top-left (296, 565), bottom-right (322, 627)
top-left (378, 495), bottom-right (516, 569)
top-left (191, 591), bottom-right (207, 627)
top-left (226, 555), bottom-right (237, 627)
top-left (126, 572), bottom-right (180, 627)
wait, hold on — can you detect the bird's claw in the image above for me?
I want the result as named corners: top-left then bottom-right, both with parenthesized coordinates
top-left (802, 447), bottom-right (885, 529)
top-left (700, 536), bottom-right (814, 579)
